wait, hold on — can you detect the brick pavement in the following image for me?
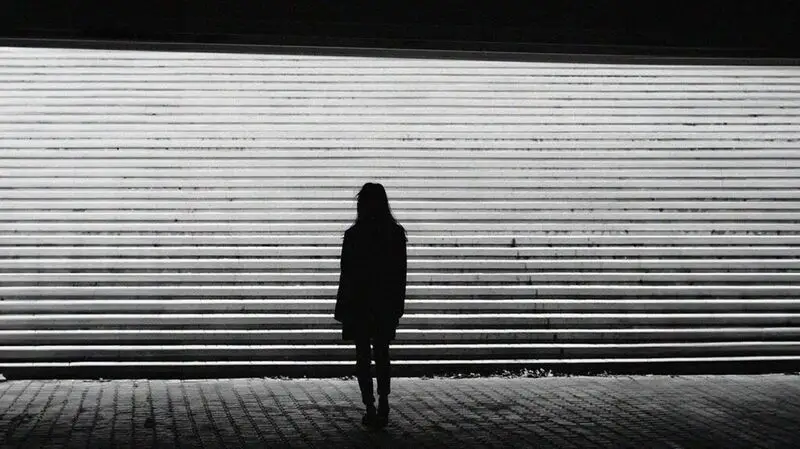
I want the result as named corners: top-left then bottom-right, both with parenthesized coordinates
top-left (0, 375), bottom-right (798, 448)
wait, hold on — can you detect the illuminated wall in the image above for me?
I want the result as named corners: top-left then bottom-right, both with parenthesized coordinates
top-left (1, 46), bottom-right (799, 376)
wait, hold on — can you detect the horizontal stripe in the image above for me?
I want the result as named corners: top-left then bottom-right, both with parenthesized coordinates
top-left (3, 150), bottom-right (800, 161)
top-left (2, 272), bottom-right (798, 284)
top-left (2, 258), bottom-right (793, 271)
top-left (2, 246), bottom-right (797, 257)
top-left (3, 212), bottom-right (798, 222)
top-left (4, 200), bottom-right (799, 211)
top-left (3, 115), bottom-right (800, 126)
top-left (4, 179), bottom-right (798, 188)
top-left (2, 234), bottom-right (799, 245)
top-left (1, 328), bottom-right (798, 344)
top-left (4, 81), bottom-right (799, 90)
top-left (4, 99), bottom-right (800, 108)
top-left (1, 299), bottom-right (798, 314)
top-left (4, 139), bottom-right (798, 148)
top-left (6, 168), bottom-right (795, 177)
top-left (2, 286), bottom-right (797, 298)
top-left (3, 106), bottom-right (800, 115)
top-left (3, 189), bottom-right (797, 200)
top-left (2, 224), bottom-right (797, 233)
top-left (6, 74), bottom-right (800, 82)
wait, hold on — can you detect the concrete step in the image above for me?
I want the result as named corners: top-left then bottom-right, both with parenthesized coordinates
top-left (5, 76), bottom-right (800, 88)
top-left (3, 212), bottom-right (799, 226)
top-left (4, 94), bottom-right (798, 106)
top-left (3, 234), bottom-right (798, 246)
top-left (4, 148), bottom-right (800, 161)
top-left (10, 166), bottom-right (797, 178)
top-left (2, 272), bottom-right (798, 285)
top-left (5, 138), bottom-right (799, 149)
top-left (2, 327), bottom-right (799, 345)
top-left (3, 245), bottom-right (798, 258)
top-left (5, 199), bottom-right (799, 210)
top-left (2, 258), bottom-right (797, 271)
top-left (5, 178), bottom-right (798, 189)
top-left (6, 71), bottom-right (800, 82)
top-left (0, 66), bottom-right (796, 77)
top-left (1, 313), bottom-right (798, 330)
top-left (3, 285), bottom-right (798, 298)
top-left (5, 97), bottom-right (800, 110)
top-left (5, 114), bottom-right (800, 127)
top-left (4, 81), bottom-right (799, 95)
top-left (33, 63), bottom-right (800, 75)
top-left (3, 89), bottom-right (795, 100)
top-left (1, 299), bottom-right (799, 314)
top-left (4, 111), bottom-right (800, 126)
top-left (3, 188), bottom-right (798, 200)
top-left (4, 223), bottom-right (798, 233)
top-left (3, 130), bottom-right (799, 141)
top-left (1, 342), bottom-right (798, 363)
top-left (4, 163), bottom-right (799, 179)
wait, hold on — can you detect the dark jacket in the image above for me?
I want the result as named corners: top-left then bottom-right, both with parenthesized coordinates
top-left (334, 221), bottom-right (407, 341)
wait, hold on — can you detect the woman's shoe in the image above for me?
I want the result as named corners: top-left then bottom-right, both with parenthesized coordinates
top-left (375, 414), bottom-right (388, 428)
top-left (362, 405), bottom-right (377, 427)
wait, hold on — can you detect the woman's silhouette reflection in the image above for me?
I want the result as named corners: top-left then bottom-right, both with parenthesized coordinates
top-left (335, 182), bottom-right (407, 428)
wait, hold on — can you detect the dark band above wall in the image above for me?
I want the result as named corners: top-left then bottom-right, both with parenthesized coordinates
top-left (3, 0), bottom-right (799, 58)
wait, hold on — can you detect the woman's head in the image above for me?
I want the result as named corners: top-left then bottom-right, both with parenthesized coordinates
top-left (356, 182), bottom-right (396, 224)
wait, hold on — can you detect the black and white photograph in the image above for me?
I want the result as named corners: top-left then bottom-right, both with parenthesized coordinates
top-left (1, 1), bottom-right (799, 447)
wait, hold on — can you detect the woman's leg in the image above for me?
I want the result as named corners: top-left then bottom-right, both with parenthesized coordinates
top-left (373, 338), bottom-right (391, 399)
top-left (354, 337), bottom-right (375, 407)
top-left (373, 337), bottom-right (391, 423)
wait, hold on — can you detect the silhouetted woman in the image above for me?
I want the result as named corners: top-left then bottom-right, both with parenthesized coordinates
top-left (335, 182), bottom-right (407, 428)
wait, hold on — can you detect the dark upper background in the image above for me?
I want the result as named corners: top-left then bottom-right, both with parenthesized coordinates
top-left (1, 1), bottom-right (799, 59)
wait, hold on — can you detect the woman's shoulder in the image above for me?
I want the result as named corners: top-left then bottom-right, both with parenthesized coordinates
top-left (346, 222), bottom-right (405, 240)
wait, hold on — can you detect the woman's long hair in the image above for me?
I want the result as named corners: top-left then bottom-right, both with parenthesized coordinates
top-left (354, 183), bottom-right (406, 241)
top-left (356, 182), bottom-right (398, 225)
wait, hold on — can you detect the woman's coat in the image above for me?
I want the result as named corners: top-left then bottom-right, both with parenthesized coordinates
top-left (334, 222), bottom-right (407, 340)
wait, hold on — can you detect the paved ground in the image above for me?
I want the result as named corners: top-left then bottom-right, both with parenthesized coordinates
top-left (0, 375), bottom-right (798, 448)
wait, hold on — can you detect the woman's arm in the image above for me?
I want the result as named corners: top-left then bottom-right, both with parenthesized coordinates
top-left (393, 231), bottom-right (407, 320)
top-left (334, 231), bottom-right (354, 323)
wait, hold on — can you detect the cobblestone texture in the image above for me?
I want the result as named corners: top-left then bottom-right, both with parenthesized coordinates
top-left (0, 375), bottom-right (798, 448)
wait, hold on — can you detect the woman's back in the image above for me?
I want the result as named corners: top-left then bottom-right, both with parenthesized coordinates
top-left (345, 221), bottom-right (406, 314)
top-left (335, 182), bottom-right (407, 339)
